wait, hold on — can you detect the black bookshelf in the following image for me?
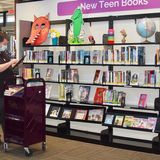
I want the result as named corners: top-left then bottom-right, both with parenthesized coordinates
top-left (21, 12), bottom-right (160, 154)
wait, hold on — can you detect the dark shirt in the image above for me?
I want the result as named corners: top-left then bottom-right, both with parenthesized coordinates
top-left (0, 51), bottom-right (15, 97)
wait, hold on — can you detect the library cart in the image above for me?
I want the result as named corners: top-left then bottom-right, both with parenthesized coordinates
top-left (3, 78), bottom-right (46, 156)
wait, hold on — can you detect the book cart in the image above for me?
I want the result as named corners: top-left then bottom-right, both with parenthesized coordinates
top-left (3, 78), bottom-right (46, 156)
top-left (21, 12), bottom-right (160, 154)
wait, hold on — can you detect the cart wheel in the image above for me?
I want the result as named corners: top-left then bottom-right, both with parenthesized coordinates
top-left (3, 143), bottom-right (8, 152)
top-left (24, 147), bottom-right (32, 157)
top-left (42, 142), bottom-right (47, 151)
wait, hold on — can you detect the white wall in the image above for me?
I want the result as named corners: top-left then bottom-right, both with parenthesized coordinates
top-left (16, 0), bottom-right (160, 141)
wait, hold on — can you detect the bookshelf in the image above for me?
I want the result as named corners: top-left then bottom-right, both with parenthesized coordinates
top-left (21, 12), bottom-right (160, 153)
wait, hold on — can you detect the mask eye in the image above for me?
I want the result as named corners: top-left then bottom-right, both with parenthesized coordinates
top-left (35, 24), bottom-right (39, 29)
top-left (41, 23), bottom-right (45, 29)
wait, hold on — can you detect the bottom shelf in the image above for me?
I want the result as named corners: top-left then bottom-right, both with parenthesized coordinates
top-left (46, 124), bottom-right (160, 154)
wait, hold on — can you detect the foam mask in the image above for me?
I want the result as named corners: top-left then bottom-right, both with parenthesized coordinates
top-left (26, 14), bottom-right (50, 45)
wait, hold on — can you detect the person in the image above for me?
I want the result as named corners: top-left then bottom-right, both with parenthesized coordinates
top-left (0, 31), bottom-right (18, 142)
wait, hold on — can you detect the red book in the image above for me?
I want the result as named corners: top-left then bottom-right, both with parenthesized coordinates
top-left (138, 94), bottom-right (147, 108)
top-left (94, 87), bottom-right (106, 104)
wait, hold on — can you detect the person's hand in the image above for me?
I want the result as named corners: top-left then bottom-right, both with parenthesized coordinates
top-left (10, 59), bottom-right (19, 67)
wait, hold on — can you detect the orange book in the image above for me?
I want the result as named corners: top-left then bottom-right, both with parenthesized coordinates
top-left (94, 87), bottom-right (106, 104)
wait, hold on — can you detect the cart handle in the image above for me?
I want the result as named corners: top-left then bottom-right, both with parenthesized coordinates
top-left (24, 78), bottom-right (45, 88)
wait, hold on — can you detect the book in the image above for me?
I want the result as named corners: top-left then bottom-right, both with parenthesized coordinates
top-left (74, 109), bottom-right (88, 120)
top-left (114, 115), bottom-right (124, 126)
top-left (130, 72), bottom-right (139, 86)
top-left (94, 87), bottom-right (106, 104)
top-left (93, 70), bottom-right (101, 84)
top-left (45, 84), bottom-right (52, 99)
top-left (61, 109), bottom-right (72, 119)
top-left (45, 104), bottom-right (50, 116)
top-left (79, 86), bottom-right (91, 103)
top-left (58, 84), bottom-right (65, 100)
top-left (88, 109), bottom-right (104, 122)
top-left (146, 117), bottom-right (157, 131)
top-left (48, 106), bottom-right (61, 118)
top-left (45, 68), bottom-right (53, 81)
top-left (4, 86), bottom-right (24, 96)
top-left (91, 50), bottom-right (101, 64)
top-left (123, 116), bottom-right (134, 128)
top-left (71, 69), bottom-right (79, 83)
top-left (104, 114), bottom-right (114, 125)
top-left (138, 94), bottom-right (147, 108)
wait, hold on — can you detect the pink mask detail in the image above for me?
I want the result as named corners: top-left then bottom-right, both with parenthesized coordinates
top-left (26, 14), bottom-right (50, 45)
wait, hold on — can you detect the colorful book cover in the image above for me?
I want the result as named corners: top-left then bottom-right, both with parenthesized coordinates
top-left (48, 106), bottom-right (61, 118)
top-left (88, 109), bottom-right (104, 122)
top-left (45, 68), bottom-right (53, 81)
top-left (114, 115), bottom-right (124, 126)
top-left (104, 114), bottom-right (114, 125)
top-left (123, 116), bottom-right (134, 128)
top-left (91, 50), bottom-right (101, 64)
top-left (138, 94), bottom-right (147, 108)
top-left (94, 87), bottom-right (106, 104)
top-left (93, 70), bottom-right (101, 84)
top-left (74, 109), bottom-right (88, 120)
top-left (62, 109), bottom-right (72, 119)
top-left (71, 69), bottom-right (79, 83)
top-left (130, 72), bottom-right (139, 86)
top-left (146, 117), bottom-right (157, 131)
top-left (79, 86), bottom-right (91, 103)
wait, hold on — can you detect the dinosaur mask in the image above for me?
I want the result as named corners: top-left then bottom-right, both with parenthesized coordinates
top-left (26, 14), bottom-right (50, 45)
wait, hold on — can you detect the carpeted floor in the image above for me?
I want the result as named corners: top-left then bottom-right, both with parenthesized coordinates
top-left (0, 135), bottom-right (160, 160)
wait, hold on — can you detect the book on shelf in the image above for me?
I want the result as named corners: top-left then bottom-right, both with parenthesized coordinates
top-left (48, 106), bottom-right (61, 118)
top-left (123, 116), bottom-right (134, 128)
top-left (156, 48), bottom-right (160, 65)
top-left (45, 84), bottom-right (52, 99)
top-left (22, 68), bottom-right (33, 80)
top-left (61, 108), bottom-right (72, 119)
top-left (71, 51), bottom-right (76, 63)
top-left (45, 104), bottom-right (50, 116)
top-left (126, 70), bottom-right (131, 85)
top-left (84, 51), bottom-right (91, 64)
top-left (91, 50), bottom-right (101, 64)
top-left (93, 70), bottom-right (101, 84)
top-left (94, 87), bottom-right (106, 104)
top-left (47, 50), bottom-right (54, 63)
top-left (34, 68), bottom-right (41, 78)
top-left (45, 68), bottom-right (53, 81)
top-left (88, 109), bottom-right (104, 122)
top-left (79, 86), bottom-right (91, 103)
top-left (138, 46), bottom-right (145, 65)
top-left (114, 115), bottom-right (124, 126)
top-left (133, 118), bottom-right (148, 129)
top-left (104, 114), bottom-right (115, 125)
top-left (65, 84), bottom-right (73, 101)
top-left (59, 51), bottom-right (66, 64)
top-left (68, 69), bottom-right (79, 83)
top-left (146, 117), bottom-right (157, 131)
top-left (130, 72), bottom-right (139, 86)
top-left (58, 84), bottom-right (66, 100)
top-left (138, 94), bottom-right (147, 108)
top-left (4, 86), bottom-right (24, 96)
top-left (74, 109), bottom-right (88, 120)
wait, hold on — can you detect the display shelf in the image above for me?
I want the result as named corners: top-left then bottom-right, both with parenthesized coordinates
top-left (24, 42), bottom-right (160, 48)
top-left (45, 80), bottom-right (160, 89)
top-left (23, 62), bottom-right (157, 67)
top-left (20, 11), bottom-right (160, 153)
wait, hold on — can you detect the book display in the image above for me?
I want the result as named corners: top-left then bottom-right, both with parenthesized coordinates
top-left (20, 11), bottom-right (160, 154)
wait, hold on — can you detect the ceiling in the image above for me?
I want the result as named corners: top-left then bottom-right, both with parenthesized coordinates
top-left (0, 0), bottom-right (14, 12)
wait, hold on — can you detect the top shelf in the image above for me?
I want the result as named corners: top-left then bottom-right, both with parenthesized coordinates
top-left (24, 42), bottom-right (160, 48)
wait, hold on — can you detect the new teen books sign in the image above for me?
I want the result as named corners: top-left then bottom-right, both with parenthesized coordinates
top-left (57, 0), bottom-right (160, 16)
